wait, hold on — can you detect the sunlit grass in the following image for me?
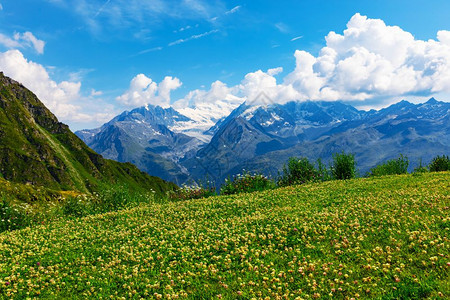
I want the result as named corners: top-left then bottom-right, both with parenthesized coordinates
top-left (0, 172), bottom-right (449, 299)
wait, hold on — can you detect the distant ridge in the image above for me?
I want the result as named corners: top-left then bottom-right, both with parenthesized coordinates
top-left (77, 97), bottom-right (449, 185)
top-left (0, 72), bottom-right (176, 194)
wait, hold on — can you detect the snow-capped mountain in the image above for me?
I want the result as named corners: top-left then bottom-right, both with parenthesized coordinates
top-left (185, 98), bottom-right (449, 184)
top-left (76, 104), bottom-right (206, 184)
top-left (77, 98), bottom-right (450, 186)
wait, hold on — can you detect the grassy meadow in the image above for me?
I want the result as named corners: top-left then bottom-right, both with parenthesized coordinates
top-left (0, 172), bottom-right (449, 299)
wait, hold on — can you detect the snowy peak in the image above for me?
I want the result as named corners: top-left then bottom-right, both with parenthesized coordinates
top-left (108, 104), bottom-right (191, 128)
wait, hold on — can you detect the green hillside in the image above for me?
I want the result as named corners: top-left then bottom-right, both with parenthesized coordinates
top-left (0, 72), bottom-right (176, 194)
top-left (1, 172), bottom-right (448, 299)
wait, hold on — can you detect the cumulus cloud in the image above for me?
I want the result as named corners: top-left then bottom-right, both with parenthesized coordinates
top-left (117, 74), bottom-right (182, 108)
top-left (162, 13), bottom-right (450, 122)
top-left (281, 13), bottom-right (450, 102)
top-left (267, 67), bottom-right (283, 76)
top-left (184, 13), bottom-right (449, 110)
top-left (0, 31), bottom-right (45, 54)
top-left (118, 13), bottom-right (450, 129)
top-left (0, 50), bottom-right (81, 118)
top-left (0, 50), bottom-right (115, 127)
top-left (240, 69), bottom-right (300, 105)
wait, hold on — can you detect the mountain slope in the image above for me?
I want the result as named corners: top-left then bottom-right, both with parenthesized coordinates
top-left (77, 97), bottom-right (449, 186)
top-left (0, 72), bottom-right (176, 194)
top-left (1, 172), bottom-right (448, 298)
top-left (185, 99), bottom-right (449, 183)
top-left (76, 105), bottom-right (204, 184)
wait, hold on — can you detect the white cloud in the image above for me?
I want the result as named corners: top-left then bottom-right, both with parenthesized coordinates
top-left (90, 89), bottom-right (103, 97)
top-left (267, 67), bottom-right (283, 76)
top-left (52, 0), bottom-right (224, 36)
top-left (225, 5), bottom-right (241, 15)
top-left (158, 76), bottom-right (182, 104)
top-left (115, 13), bottom-right (450, 133)
top-left (275, 22), bottom-right (289, 34)
top-left (240, 69), bottom-right (299, 105)
top-left (0, 31), bottom-right (45, 54)
top-left (0, 33), bottom-right (21, 48)
top-left (94, 0), bottom-right (111, 17)
top-left (136, 47), bottom-right (163, 56)
top-left (280, 13), bottom-right (450, 102)
top-left (20, 32), bottom-right (45, 54)
top-left (291, 36), bottom-right (303, 42)
top-left (168, 13), bottom-right (450, 118)
top-left (437, 30), bottom-right (450, 45)
top-left (0, 50), bottom-right (115, 127)
top-left (117, 74), bottom-right (182, 108)
top-left (168, 29), bottom-right (219, 46)
top-left (0, 50), bottom-right (81, 118)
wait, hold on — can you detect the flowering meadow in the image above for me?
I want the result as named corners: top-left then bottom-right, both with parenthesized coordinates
top-left (0, 172), bottom-right (449, 299)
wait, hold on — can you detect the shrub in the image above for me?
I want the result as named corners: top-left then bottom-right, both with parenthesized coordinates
top-left (316, 158), bottom-right (332, 182)
top-left (93, 185), bottom-right (152, 212)
top-left (278, 157), bottom-right (320, 187)
top-left (370, 154), bottom-right (409, 176)
top-left (168, 185), bottom-right (216, 201)
top-left (428, 155), bottom-right (450, 172)
top-left (413, 158), bottom-right (428, 174)
top-left (0, 196), bottom-right (29, 232)
top-left (62, 196), bottom-right (89, 217)
top-left (331, 151), bottom-right (356, 180)
top-left (221, 172), bottom-right (275, 195)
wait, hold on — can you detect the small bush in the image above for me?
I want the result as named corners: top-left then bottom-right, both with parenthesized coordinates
top-left (62, 196), bottom-right (88, 217)
top-left (331, 151), bottom-right (356, 180)
top-left (428, 155), bottom-right (450, 172)
top-left (168, 185), bottom-right (216, 201)
top-left (370, 154), bottom-right (409, 176)
top-left (413, 158), bottom-right (428, 174)
top-left (0, 197), bottom-right (29, 232)
top-left (278, 157), bottom-right (320, 187)
top-left (221, 172), bottom-right (275, 195)
top-left (93, 185), bottom-right (152, 212)
top-left (316, 158), bottom-right (332, 182)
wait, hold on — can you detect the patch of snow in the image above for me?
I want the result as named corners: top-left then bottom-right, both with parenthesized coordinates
top-left (271, 112), bottom-right (281, 121)
top-left (262, 119), bottom-right (274, 126)
top-left (242, 105), bottom-right (260, 120)
top-left (171, 99), bottom-right (242, 141)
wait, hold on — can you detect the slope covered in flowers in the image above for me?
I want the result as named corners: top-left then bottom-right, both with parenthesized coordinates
top-left (0, 172), bottom-right (449, 299)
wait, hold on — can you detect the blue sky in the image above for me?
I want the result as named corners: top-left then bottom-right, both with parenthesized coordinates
top-left (1, 0), bottom-right (450, 130)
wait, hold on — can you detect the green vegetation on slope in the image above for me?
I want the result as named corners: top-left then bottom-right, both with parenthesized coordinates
top-left (0, 172), bottom-right (448, 299)
top-left (0, 72), bottom-right (176, 194)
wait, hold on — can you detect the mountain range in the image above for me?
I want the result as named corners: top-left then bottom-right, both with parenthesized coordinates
top-left (76, 94), bottom-right (450, 186)
top-left (0, 72), bottom-right (176, 194)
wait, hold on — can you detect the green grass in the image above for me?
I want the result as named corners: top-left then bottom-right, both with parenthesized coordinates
top-left (0, 172), bottom-right (449, 299)
top-left (0, 73), bottom-right (177, 195)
